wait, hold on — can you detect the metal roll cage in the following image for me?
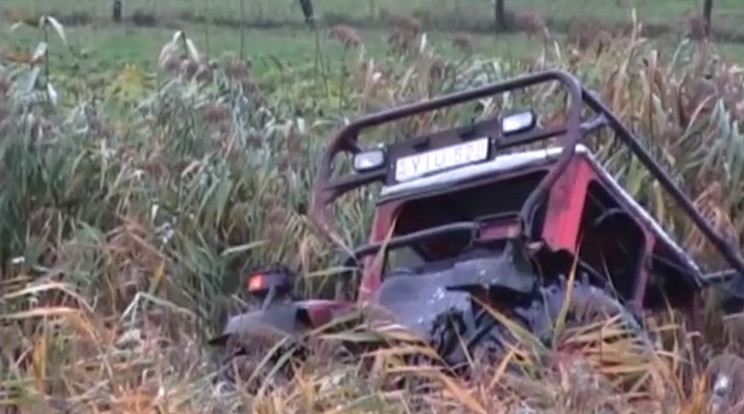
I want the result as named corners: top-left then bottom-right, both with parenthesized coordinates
top-left (308, 69), bottom-right (744, 285)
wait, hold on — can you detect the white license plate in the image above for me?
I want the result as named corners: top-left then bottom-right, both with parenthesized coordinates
top-left (394, 138), bottom-right (490, 182)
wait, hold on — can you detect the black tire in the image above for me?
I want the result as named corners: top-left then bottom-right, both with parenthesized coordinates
top-left (412, 300), bottom-right (526, 380)
top-left (538, 278), bottom-right (649, 343)
top-left (460, 303), bottom-right (526, 371)
top-left (379, 307), bottom-right (513, 392)
top-left (534, 277), bottom-right (656, 391)
top-left (453, 277), bottom-right (652, 380)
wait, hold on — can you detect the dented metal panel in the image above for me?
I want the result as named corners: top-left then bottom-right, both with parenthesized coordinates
top-left (370, 252), bottom-right (537, 337)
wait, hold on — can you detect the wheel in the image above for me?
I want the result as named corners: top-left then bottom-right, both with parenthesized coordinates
top-left (354, 273), bottom-right (653, 390)
top-left (538, 277), bottom-right (647, 340)
top-left (409, 297), bottom-right (529, 380)
top-left (444, 275), bottom-right (654, 386)
top-left (379, 305), bottom-right (520, 391)
top-left (459, 302), bottom-right (527, 372)
top-left (535, 277), bottom-right (654, 390)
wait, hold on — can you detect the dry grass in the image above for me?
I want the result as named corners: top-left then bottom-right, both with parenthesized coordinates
top-left (686, 12), bottom-right (709, 41)
top-left (567, 17), bottom-right (614, 53)
top-left (328, 24), bottom-right (363, 50)
top-left (451, 33), bottom-right (474, 56)
top-left (511, 9), bottom-right (549, 41)
top-left (386, 28), bottom-right (418, 57)
top-left (388, 14), bottom-right (421, 36)
top-left (3, 12), bottom-right (744, 414)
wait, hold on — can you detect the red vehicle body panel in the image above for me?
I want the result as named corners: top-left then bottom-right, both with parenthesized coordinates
top-left (357, 152), bottom-right (658, 316)
top-left (300, 299), bottom-right (355, 328)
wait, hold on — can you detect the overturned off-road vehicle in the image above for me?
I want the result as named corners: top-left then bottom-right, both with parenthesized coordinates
top-left (209, 70), bottom-right (744, 395)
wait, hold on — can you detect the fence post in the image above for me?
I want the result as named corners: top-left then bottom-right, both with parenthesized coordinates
top-left (112, 0), bottom-right (122, 23)
top-left (702, 0), bottom-right (714, 37)
top-left (298, 0), bottom-right (315, 27)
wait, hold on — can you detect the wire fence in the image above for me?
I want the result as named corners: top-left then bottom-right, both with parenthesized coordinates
top-left (6, 0), bottom-right (741, 36)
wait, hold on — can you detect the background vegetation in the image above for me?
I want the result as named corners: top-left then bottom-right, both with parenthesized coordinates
top-left (3, 0), bottom-right (744, 413)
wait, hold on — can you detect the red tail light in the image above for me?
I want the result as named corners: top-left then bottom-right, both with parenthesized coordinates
top-left (243, 266), bottom-right (294, 298)
top-left (247, 273), bottom-right (268, 293)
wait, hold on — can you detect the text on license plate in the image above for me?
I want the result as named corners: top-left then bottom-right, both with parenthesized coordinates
top-left (394, 138), bottom-right (490, 182)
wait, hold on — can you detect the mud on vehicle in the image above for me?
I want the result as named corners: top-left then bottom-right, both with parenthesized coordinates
top-left (209, 70), bottom-right (744, 395)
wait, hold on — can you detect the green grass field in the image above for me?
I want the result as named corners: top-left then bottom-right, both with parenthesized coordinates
top-left (3, 0), bottom-right (744, 75)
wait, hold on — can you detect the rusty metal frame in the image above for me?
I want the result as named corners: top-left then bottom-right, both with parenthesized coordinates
top-left (308, 69), bottom-right (744, 284)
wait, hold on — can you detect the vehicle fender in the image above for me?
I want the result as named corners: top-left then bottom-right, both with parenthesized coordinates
top-left (208, 300), bottom-right (353, 347)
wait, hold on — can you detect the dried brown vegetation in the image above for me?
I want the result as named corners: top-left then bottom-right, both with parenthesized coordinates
top-left (567, 17), bottom-right (615, 53)
top-left (452, 33), bottom-right (474, 55)
top-left (387, 27), bottom-right (418, 56)
top-left (383, 14), bottom-right (424, 57)
top-left (328, 24), bottom-right (363, 49)
top-left (687, 11), bottom-right (710, 40)
top-left (512, 9), bottom-right (548, 41)
top-left (2, 8), bottom-right (36, 26)
top-left (389, 14), bottom-right (421, 36)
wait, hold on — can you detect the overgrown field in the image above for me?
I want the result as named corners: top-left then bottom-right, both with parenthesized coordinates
top-left (4, 8), bottom-right (744, 414)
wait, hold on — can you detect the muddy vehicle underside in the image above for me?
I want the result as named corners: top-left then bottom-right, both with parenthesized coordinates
top-left (210, 70), bottom-right (744, 389)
